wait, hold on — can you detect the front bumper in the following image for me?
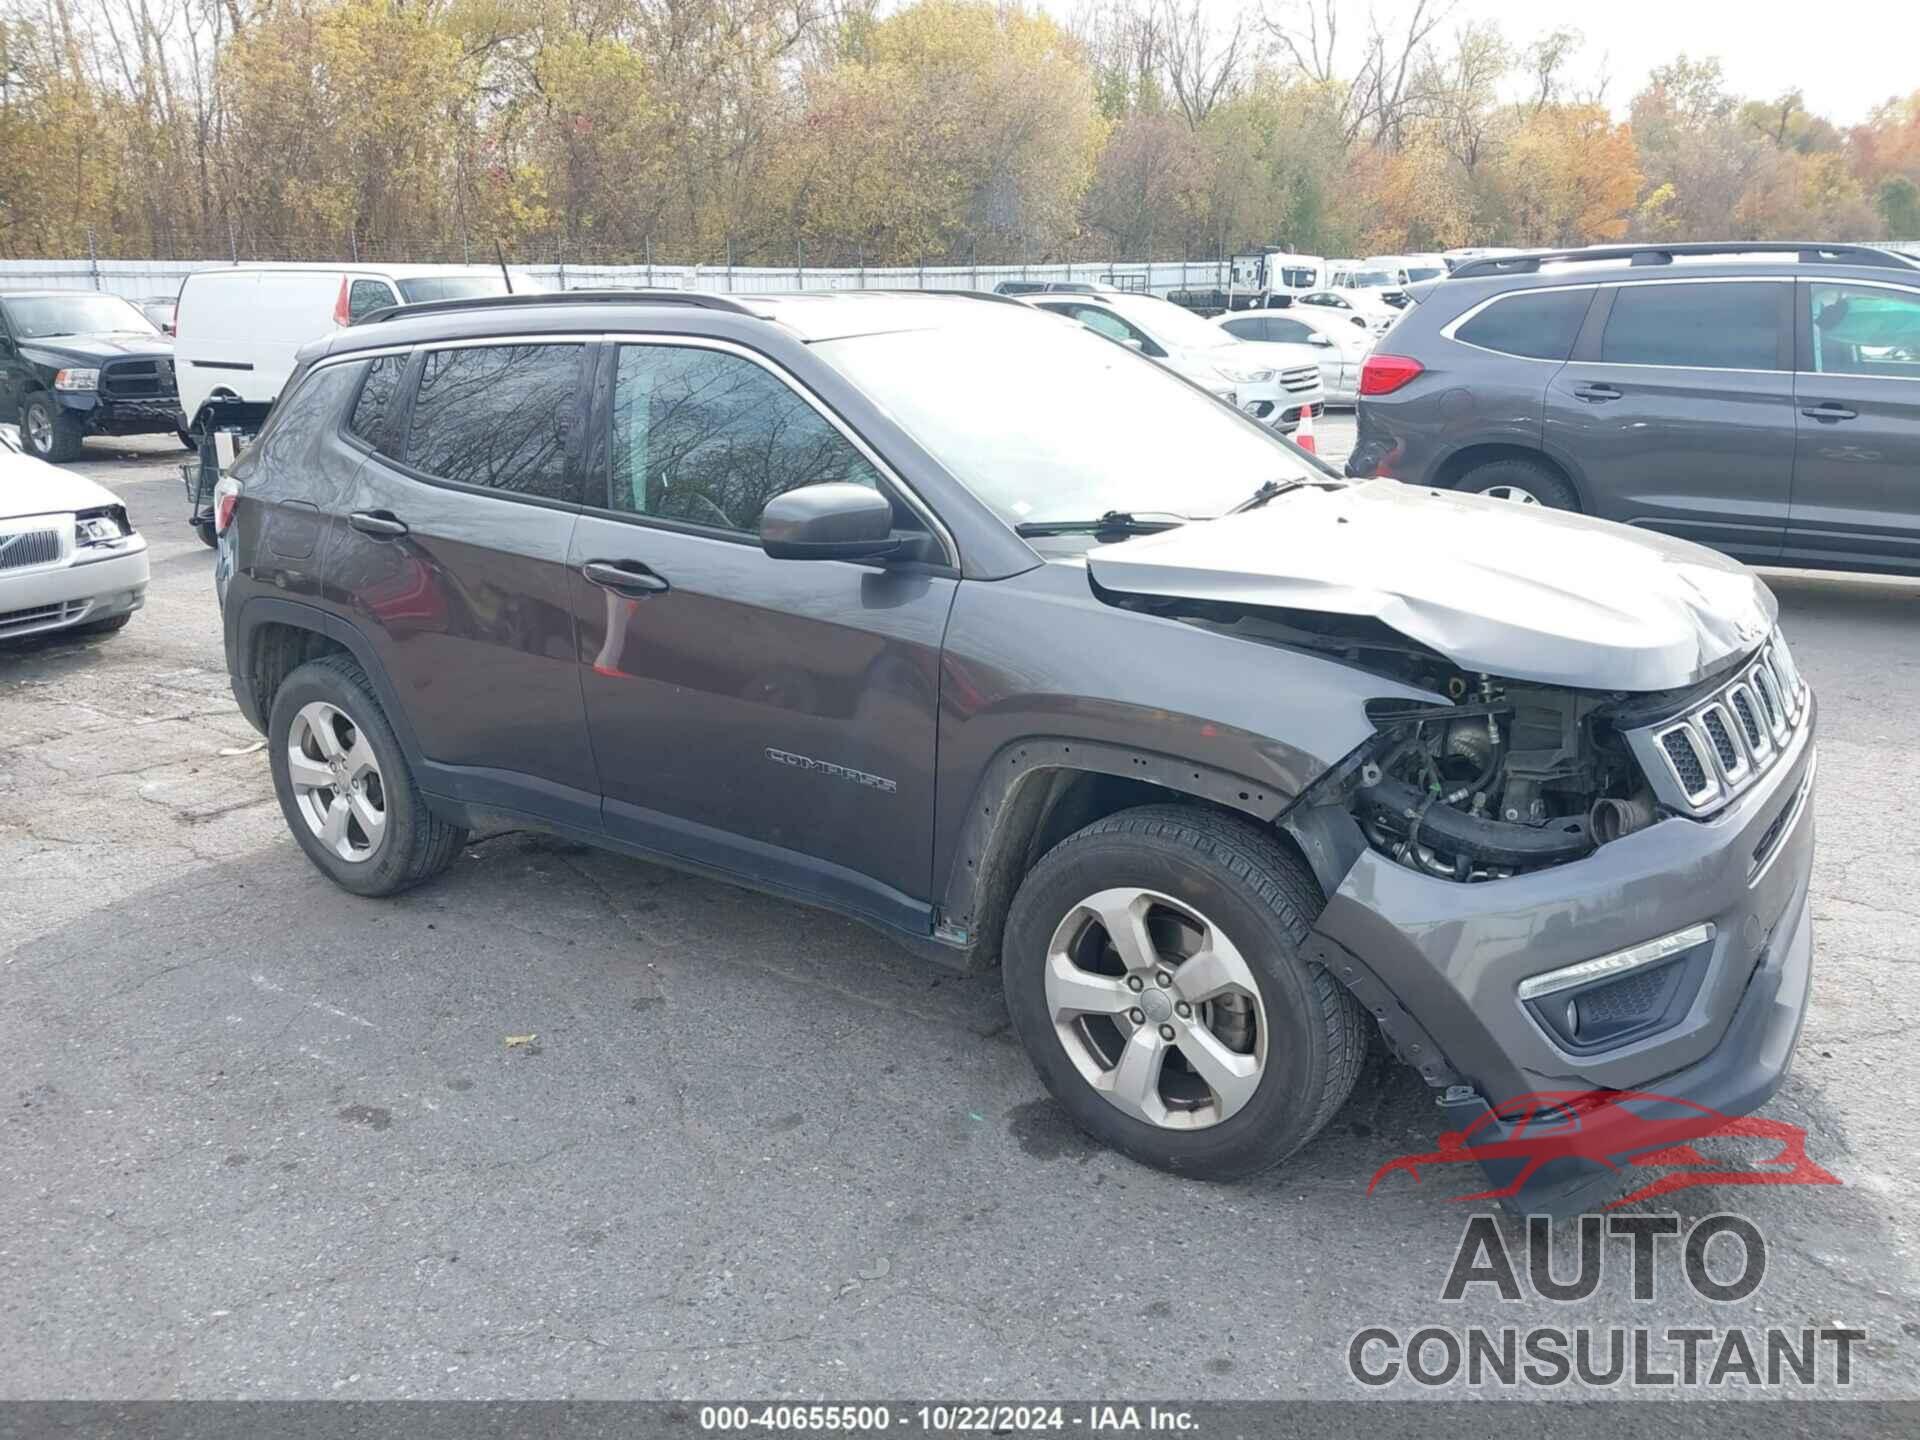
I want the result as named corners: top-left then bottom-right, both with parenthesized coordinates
top-left (0, 542), bottom-right (149, 638)
top-left (1310, 694), bottom-right (1817, 1125)
top-left (59, 392), bottom-right (184, 438)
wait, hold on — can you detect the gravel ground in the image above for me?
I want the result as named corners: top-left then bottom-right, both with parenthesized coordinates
top-left (2, 424), bottom-right (1916, 1402)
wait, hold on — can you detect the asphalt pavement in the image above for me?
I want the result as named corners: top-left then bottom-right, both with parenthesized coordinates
top-left (3, 420), bottom-right (1917, 1401)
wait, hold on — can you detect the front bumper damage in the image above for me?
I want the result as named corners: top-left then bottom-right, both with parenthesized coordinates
top-left (1308, 698), bottom-right (1817, 1215)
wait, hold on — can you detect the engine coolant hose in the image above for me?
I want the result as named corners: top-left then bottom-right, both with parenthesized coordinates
top-left (1357, 776), bottom-right (1593, 866)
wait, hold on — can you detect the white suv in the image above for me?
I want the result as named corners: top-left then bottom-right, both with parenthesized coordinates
top-left (1027, 292), bottom-right (1324, 435)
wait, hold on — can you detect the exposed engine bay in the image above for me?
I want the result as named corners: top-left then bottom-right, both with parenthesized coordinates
top-left (1349, 680), bottom-right (1654, 881)
top-left (1111, 596), bottom-right (1670, 883)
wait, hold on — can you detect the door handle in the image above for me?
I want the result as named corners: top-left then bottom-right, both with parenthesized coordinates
top-left (1573, 383), bottom-right (1622, 403)
top-left (1800, 403), bottom-right (1857, 422)
top-left (349, 510), bottom-right (408, 538)
top-left (582, 559), bottom-right (670, 596)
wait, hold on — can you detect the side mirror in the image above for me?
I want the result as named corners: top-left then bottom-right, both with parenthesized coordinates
top-left (1120, 336), bottom-right (1145, 352)
top-left (1309, 333), bottom-right (1335, 348)
top-left (759, 483), bottom-right (901, 562)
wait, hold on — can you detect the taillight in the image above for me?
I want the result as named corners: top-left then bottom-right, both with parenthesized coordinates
top-left (213, 475), bottom-right (242, 535)
top-left (1359, 354), bottom-right (1424, 396)
top-left (333, 276), bottom-right (352, 328)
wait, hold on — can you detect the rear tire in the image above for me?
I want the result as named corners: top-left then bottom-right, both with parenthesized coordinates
top-left (1002, 805), bottom-right (1366, 1181)
top-left (177, 424), bottom-right (198, 452)
top-left (267, 655), bottom-right (467, 897)
top-left (1457, 456), bottom-right (1579, 511)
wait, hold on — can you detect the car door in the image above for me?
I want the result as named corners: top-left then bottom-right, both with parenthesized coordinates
top-left (1788, 278), bottom-right (1920, 572)
top-left (568, 338), bottom-right (956, 932)
top-left (1544, 279), bottom-right (1794, 564)
top-left (320, 339), bottom-right (600, 828)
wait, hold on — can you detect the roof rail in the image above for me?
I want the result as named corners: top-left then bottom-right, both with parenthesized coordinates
top-left (357, 288), bottom-right (762, 326)
top-left (1448, 242), bottom-right (1919, 280)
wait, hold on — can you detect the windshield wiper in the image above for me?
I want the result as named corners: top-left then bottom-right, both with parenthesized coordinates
top-left (1231, 478), bottom-right (1317, 513)
top-left (1014, 510), bottom-right (1188, 538)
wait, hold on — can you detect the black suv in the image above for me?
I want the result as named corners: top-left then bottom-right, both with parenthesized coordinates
top-left (216, 290), bottom-right (1816, 1211)
top-left (0, 290), bottom-right (189, 461)
top-left (1347, 242), bottom-right (1920, 575)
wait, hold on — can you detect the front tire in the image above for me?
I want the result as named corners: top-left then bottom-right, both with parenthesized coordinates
top-left (22, 394), bottom-right (83, 463)
top-left (1002, 805), bottom-right (1366, 1181)
top-left (267, 655), bottom-right (467, 896)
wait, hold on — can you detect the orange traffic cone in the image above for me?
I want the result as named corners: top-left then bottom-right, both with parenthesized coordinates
top-left (1295, 404), bottom-right (1317, 454)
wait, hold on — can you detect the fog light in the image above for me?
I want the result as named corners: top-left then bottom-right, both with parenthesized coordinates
top-left (1516, 923), bottom-right (1716, 1002)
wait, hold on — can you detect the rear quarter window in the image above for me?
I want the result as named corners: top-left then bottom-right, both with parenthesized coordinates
top-left (1453, 289), bottom-right (1594, 360)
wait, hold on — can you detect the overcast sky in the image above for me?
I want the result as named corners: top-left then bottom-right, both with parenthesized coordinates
top-left (1134, 0), bottom-right (1920, 128)
top-left (1491, 0), bottom-right (1918, 125)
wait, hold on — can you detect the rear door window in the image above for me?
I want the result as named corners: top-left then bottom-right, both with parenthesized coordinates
top-left (1808, 284), bottom-right (1920, 380)
top-left (1600, 282), bottom-right (1783, 370)
top-left (403, 343), bottom-right (585, 503)
top-left (1220, 317), bottom-right (1265, 341)
top-left (1454, 289), bottom-right (1593, 361)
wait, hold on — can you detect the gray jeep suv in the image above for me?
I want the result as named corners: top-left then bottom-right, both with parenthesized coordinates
top-left (1347, 242), bottom-right (1920, 576)
top-left (216, 289), bottom-right (1817, 1213)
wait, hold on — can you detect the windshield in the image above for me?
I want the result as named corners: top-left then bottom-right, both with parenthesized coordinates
top-left (1342, 270), bottom-right (1394, 289)
top-left (4, 294), bottom-right (159, 338)
top-left (396, 275), bottom-right (512, 303)
top-left (816, 318), bottom-right (1313, 527)
top-left (1405, 267), bottom-right (1444, 282)
top-left (1103, 295), bottom-right (1236, 350)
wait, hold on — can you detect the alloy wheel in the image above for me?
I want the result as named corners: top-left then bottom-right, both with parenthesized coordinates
top-left (1043, 887), bottom-right (1268, 1130)
top-left (1480, 484), bottom-right (1540, 505)
top-left (286, 701), bottom-right (387, 862)
top-left (25, 403), bottom-right (53, 455)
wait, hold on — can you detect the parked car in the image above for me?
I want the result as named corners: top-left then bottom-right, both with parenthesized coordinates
top-left (1215, 306), bottom-right (1374, 404)
top-left (0, 425), bottom-right (148, 639)
top-left (1346, 241), bottom-right (1920, 575)
top-left (137, 295), bottom-right (178, 335)
top-left (215, 288), bottom-right (1815, 1211)
top-left (1366, 253), bottom-right (1449, 290)
top-left (174, 264), bottom-right (513, 430)
top-left (1327, 261), bottom-right (1411, 310)
top-left (0, 290), bottom-right (188, 462)
top-left (1027, 290), bottom-right (1324, 435)
top-left (1294, 286), bottom-right (1398, 336)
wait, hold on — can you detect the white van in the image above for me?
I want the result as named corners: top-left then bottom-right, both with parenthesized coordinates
top-left (174, 264), bottom-right (514, 425)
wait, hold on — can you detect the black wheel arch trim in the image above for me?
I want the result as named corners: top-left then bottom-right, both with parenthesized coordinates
top-left (936, 736), bottom-right (1303, 968)
top-left (228, 595), bottom-right (427, 769)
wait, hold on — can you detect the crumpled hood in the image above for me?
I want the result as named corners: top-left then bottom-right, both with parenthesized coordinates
top-left (1, 445), bottom-right (126, 518)
top-left (1086, 480), bottom-right (1777, 691)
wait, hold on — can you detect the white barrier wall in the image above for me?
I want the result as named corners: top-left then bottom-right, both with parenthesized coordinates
top-left (0, 256), bottom-right (1236, 303)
